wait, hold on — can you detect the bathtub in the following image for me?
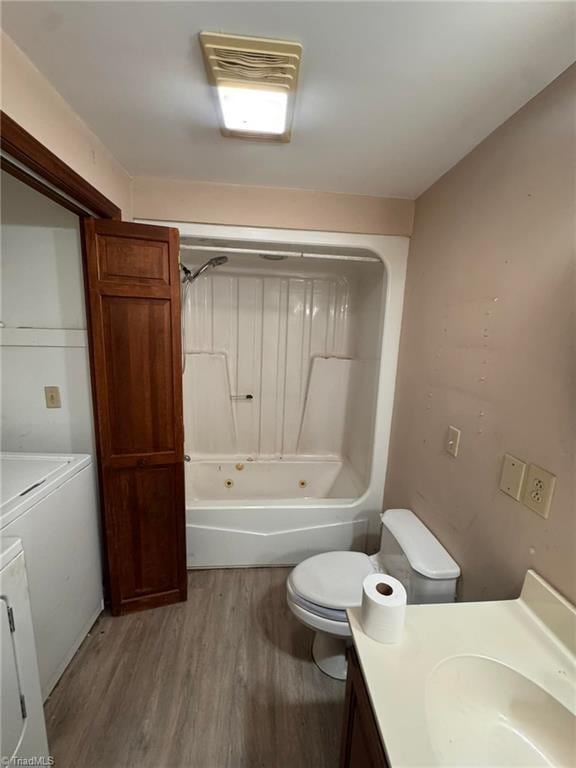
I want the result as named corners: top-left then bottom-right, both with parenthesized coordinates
top-left (186, 458), bottom-right (362, 501)
top-left (185, 457), bottom-right (377, 568)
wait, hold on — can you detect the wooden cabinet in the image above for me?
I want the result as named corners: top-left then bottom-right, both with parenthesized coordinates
top-left (82, 220), bottom-right (187, 615)
top-left (340, 648), bottom-right (390, 768)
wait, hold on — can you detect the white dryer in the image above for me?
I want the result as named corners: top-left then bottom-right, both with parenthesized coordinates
top-left (1, 537), bottom-right (49, 762)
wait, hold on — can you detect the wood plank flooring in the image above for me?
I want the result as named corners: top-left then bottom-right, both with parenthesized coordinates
top-left (45, 568), bottom-right (345, 768)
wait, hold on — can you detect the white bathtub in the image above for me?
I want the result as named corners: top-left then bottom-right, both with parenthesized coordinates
top-left (185, 457), bottom-right (378, 568)
top-left (186, 458), bottom-right (362, 501)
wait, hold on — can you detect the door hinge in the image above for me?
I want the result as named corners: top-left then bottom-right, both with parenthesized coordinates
top-left (7, 606), bottom-right (15, 632)
top-left (20, 694), bottom-right (27, 719)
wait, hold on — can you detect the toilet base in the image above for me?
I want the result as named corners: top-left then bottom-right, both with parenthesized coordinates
top-left (311, 632), bottom-right (348, 680)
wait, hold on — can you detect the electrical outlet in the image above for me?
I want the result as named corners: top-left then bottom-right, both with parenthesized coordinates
top-left (44, 386), bottom-right (61, 409)
top-left (445, 425), bottom-right (461, 458)
top-left (522, 463), bottom-right (556, 519)
top-left (499, 453), bottom-right (526, 501)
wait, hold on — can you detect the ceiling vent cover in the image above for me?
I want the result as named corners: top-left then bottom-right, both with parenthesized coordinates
top-left (210, 47), bottom-right (297, 86)
top-left (200, 32), bottom-right (302, 141)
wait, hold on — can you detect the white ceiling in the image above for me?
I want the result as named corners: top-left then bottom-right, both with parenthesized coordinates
top-left (3, 1), bottom-right (575, 198)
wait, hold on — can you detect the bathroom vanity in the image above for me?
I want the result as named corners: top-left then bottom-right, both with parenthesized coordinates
top-left (340, 570), bottom-right (575, 768)
top-left (339, 647), bottom-right (389, 768)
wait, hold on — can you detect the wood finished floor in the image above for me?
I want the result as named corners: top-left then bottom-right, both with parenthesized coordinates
top-left (45, 568), bottom-right (345, 768)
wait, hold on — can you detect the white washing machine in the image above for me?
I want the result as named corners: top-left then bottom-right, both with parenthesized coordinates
top-left (1, 452), bottom-right (103, 699)
top-left (1, 537), bottom-right (49, 762)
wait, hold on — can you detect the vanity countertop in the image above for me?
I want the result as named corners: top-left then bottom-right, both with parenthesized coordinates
top-left (347, 570), bottom-right (576, 767)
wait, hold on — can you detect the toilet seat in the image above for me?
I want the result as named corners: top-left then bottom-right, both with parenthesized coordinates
top-left (287, 581), bottom-right (348, 622)
top-left (287, 582), bottom-right (352, 638)
top-left (288, 550), bottom-right (375, 611)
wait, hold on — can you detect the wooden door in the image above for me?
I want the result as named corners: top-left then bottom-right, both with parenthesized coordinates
top-left (82, 220), bottom-right (186, 615)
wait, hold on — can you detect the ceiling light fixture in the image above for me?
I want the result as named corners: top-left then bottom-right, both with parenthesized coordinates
top-left (218, 87), bottom-right (288, 135)
top-left (200, 32), bottom-right (302, 142)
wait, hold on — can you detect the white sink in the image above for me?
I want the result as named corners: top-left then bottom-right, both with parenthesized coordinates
top-left (348, 571), bottom-right (576, 767)
top-left (427, 655), bottom-right (576, 767)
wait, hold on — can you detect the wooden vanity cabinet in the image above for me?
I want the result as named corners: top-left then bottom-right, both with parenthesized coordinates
top-left (339, 647), bottom-right (390, 768)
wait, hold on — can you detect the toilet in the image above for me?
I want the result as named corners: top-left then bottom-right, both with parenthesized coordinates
top-left (286, 508), bottom-right (460, 679)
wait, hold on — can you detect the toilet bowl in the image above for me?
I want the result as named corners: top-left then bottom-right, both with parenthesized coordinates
top-left (286, 509), bottom-right (460, 680)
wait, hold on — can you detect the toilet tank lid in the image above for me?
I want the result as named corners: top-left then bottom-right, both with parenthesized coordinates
top-left (381, 509), bottom-right (461, 580)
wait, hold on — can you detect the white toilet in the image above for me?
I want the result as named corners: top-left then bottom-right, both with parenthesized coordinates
top-left (286, 508), bottom-right (460, 679)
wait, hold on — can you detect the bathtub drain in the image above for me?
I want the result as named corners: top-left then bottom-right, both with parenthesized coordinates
top-left (299, 480), bottom-right (307, 489)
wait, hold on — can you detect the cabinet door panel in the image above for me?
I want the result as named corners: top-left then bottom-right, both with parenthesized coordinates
top-left (106, 465), bottom-right (183, 605)
top-left (102, 295), bottom-right (175, 456)
top-left (83, 219), bottom-right (186, 615)
top-left (97, 236), bottom-right (170, 284)
top-left (340, 648), bottom-right (390, 768)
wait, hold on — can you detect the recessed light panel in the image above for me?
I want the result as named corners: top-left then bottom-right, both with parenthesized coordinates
top-left (218, 87), bottom-right (288, 134)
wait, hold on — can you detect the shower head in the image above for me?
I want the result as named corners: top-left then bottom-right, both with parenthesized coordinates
top-left (181, 255), bottom-right (229, 283)
top-left (209, 256), bottom-right (229, 267)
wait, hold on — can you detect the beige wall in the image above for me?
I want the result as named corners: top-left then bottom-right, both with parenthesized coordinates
top-left (385, 65), bottom-right (576, 603)
top-left (133, 176), bottom-right (414, 236)
top-left (1, 32), bottom-right (132, 217)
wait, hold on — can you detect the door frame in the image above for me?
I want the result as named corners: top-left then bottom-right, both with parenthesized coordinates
top-left (1, 112), bottom-right (122, 607)
top-left (0, 112), bottom-right (121, 220)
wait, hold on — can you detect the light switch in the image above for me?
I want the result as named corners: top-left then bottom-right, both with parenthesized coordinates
top-left (522, 463), bottom-right (556, 519)
top-left (445, 425), bottom-right (461, 458)
top-left (499, 453), bottom-right (526, 501)
top-left (44, 386), bottom-right (62, 409)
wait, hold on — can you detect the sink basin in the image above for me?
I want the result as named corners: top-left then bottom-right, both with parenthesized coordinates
top-left (426, 655), bottom-right (575, 767)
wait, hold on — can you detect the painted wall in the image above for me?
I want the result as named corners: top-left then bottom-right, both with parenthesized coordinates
top-left (1, 32), bottom-right (132, 218)
top-left (133, 176), bottom-right (414, 236)
top-left (1, 171), bottom-right (95, 454)
top-left (385, 65), bottom-right (576, 602)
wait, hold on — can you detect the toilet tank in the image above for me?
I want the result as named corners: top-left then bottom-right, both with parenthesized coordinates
top-left (378, 509), bottom-right (460, 604)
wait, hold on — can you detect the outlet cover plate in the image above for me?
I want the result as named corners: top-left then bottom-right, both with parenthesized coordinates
top-left (445, 425), bottom-right (461, 458)
top-left (44, 386), bottom-right (61, 409)
top-left (522, 463), bottom-right (556, 519)
top-left (500, 453), bottom-right (526, 501)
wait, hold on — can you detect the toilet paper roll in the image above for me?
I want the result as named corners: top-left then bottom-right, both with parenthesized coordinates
top-left (361, 573), bottom-right (407, 644)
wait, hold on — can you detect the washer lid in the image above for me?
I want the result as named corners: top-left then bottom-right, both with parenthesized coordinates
top-left (381, 509), bottom-right (461, 579)
top-left (1, 456), bottom-right (69, 508)
top-left (289, 551), bottom-right (374, 609)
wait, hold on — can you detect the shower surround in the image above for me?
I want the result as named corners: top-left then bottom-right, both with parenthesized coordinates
top-left (139, 221), bottom-right (408, 567)
top-left (183, 271), bottom-right (354, 459)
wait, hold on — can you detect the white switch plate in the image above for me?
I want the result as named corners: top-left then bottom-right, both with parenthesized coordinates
top-left (522, 463), bottom-right (556, 519)
top-left (445, 425), bottom-right (461, 458)
top-left (44, 386), bottom-right (61, 409)
top-left (499, 453), bottom-right (526, 501)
